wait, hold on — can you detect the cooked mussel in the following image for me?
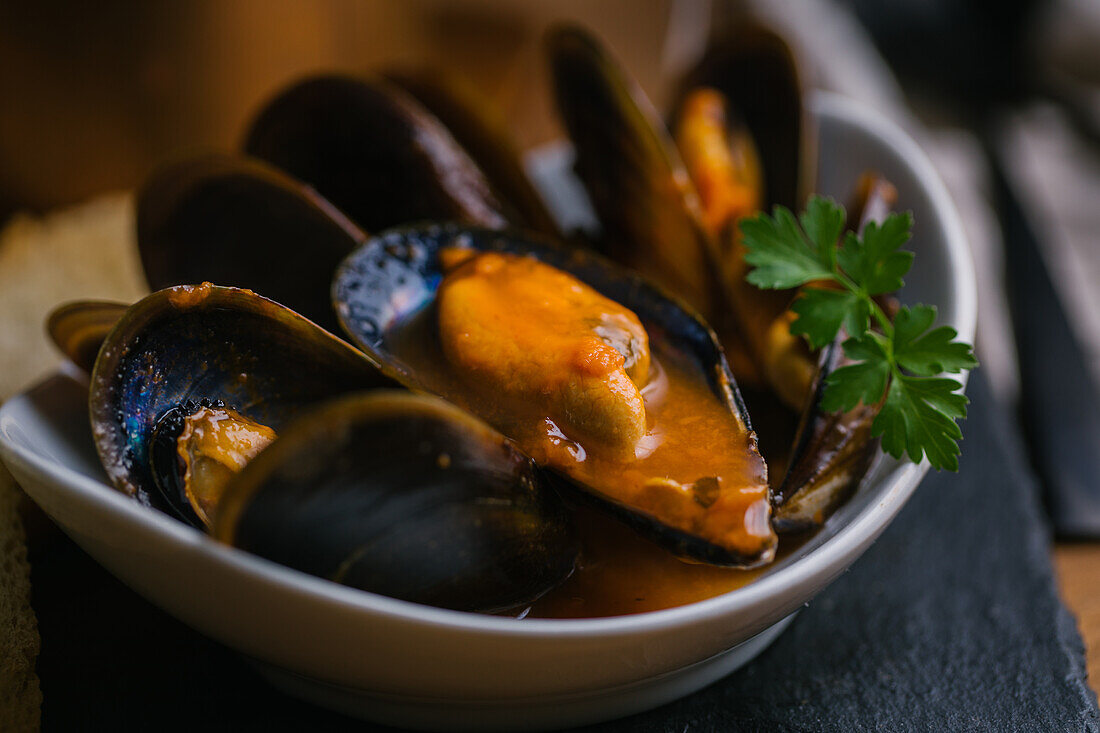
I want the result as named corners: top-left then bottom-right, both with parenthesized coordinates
top-left (674, 19), bottom-right (814, 212)
top-left (243, 75), bottom-right (512, 232)
top-left (89, 283), bottom-right (392, 524)
top-left (47, 300), bottom-right (127, 373)
top-left (549, 23), bottom-right (896, 534)
top-left (137, 154), bottom-right (364, 334)
top-left (89, 284), bottom-right (579, 611)
top-left (215, 390), bottom-right (578, 613)
top-left (333, 223), bottom-right (777, 568)
top-left (549, 22), bottom-right (819, 392)
top-left (670, 83), bottom-right (798, 401)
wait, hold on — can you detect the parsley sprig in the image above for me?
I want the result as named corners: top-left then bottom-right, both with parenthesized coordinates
top-left (739, 196), bottom-right (977, 471)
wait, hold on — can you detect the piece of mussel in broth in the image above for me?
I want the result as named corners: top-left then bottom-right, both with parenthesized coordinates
top-left (333, 224), bottom-right (777, 568)
top-left (47, 300), bottom-right (127, 373)
top-left (668, 20), bottom-right (816, 404)
top-left (214, 391), bottom-right (578, 613)
top-left (243, 75), bottom-right (511, 232)
top-left (137, 154), bottom-right (364, 334)
top-left (675, 18), bottom-right (814, 213)
top-left (89, 284), bottom-right (392, 527)
top-left (671, 84), bottom-right (798, 403)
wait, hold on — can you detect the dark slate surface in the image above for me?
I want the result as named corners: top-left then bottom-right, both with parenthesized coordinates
top-left (30, 371), bottom-right (1099, 732)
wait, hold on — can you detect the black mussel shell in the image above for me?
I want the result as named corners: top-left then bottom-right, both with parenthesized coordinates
top-left (332, 223), bottom-right (774, 567)
top-left (773, 340), bottom-right (879, 532)
top-left (546, 24), bottom-right (720, 320)
top-left (243, 75), bottom-right (510, 233)
top-left (384, 69), bottom-right (560, 236)
top-left (89, 284), bottom-right (392, 523)
top-left (47, 300), bottom-right (127, 373)
top-left (137, 154), bottom-right (364, 334)
top-left (214, 391), bottom-right (578, 613)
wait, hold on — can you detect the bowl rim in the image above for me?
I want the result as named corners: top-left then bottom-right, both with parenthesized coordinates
top-left (0, 90), bottom-right (977, 640)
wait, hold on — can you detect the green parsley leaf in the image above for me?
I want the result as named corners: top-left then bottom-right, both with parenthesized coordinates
top-left (790, 288), bottom-right (862, 349)
top-left (820, 334), bottom-right (891, 413)
top-left (841, 330), bottom-right (891, 361)
top-left (837, 213), bottom-right (915, 295)
top-left (800, 196), bottom-right (846, 269)
top-left (739, 199), bottom-right (978, 471)
top-left (892, 303), bottom-right (936, 343)
top-left (741, 207), bottom-right (834, 289)
top-left (843, 297), bottom-right (872, 338)
top-left (893, 305), bottom-right (979, 376)
top-left (874, 375), bottom-right (968, 471)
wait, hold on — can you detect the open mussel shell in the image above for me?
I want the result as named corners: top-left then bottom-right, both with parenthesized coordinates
top-left (546, 24), bottom-right (720, 320)
top-left (89, 284), bottom-right (392, 523)
top-left (214, 391), bottom-right (578, 613)
top-left (333, 223), bottom-right (773, 567)
top-left (383, 69), bottom-right (559, 236)
top-left (136, 154), bottom-right (364, 334)
top-left (243, 75), bottom-right (510, 233)
top-left (772, 341), bottom-right (879, 532)
top-left (675, 19), bottom-right (813, 212)
top-left (47, 300), bottom-right (127, 373)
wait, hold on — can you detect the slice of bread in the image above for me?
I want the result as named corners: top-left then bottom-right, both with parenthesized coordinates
top-left (0, 193), bottom-right (145, 398)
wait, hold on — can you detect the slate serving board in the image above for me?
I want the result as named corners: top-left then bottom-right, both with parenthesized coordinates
top-left (30, 371), bottom-right (1099, 731)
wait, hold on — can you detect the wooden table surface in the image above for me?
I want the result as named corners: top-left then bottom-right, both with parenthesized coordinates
top-left (1054, 544), bottom-right (1100, 692)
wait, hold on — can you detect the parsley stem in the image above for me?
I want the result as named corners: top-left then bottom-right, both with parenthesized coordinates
top-left (868, 298), bottom-right (895, 340)
top-left (832, 269), bottom-right (895, 340)
top-left (831, 266), bottom-right (899, 369)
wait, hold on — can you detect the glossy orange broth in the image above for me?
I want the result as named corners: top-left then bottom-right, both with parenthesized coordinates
top-left (526, 506), bottom-right (796, 618)
top-left (384, 248), bottom-right (779, 615)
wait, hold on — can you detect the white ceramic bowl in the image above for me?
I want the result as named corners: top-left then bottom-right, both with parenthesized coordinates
top-left (0, 92), bottom-right (975, 732)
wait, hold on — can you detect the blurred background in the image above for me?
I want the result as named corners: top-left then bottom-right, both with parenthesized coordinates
top-left (0, 0), bottom-right (1093, 213)
top-left (3, 0), bottom-right (1098, 396)
top-left (0, 1), bottom-right (681, 218)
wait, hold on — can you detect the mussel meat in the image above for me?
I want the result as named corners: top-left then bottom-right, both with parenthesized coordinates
top-left (333, 224), bottom-right (777, 567)
top-left (674, 18), bottom-right (814, 213)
